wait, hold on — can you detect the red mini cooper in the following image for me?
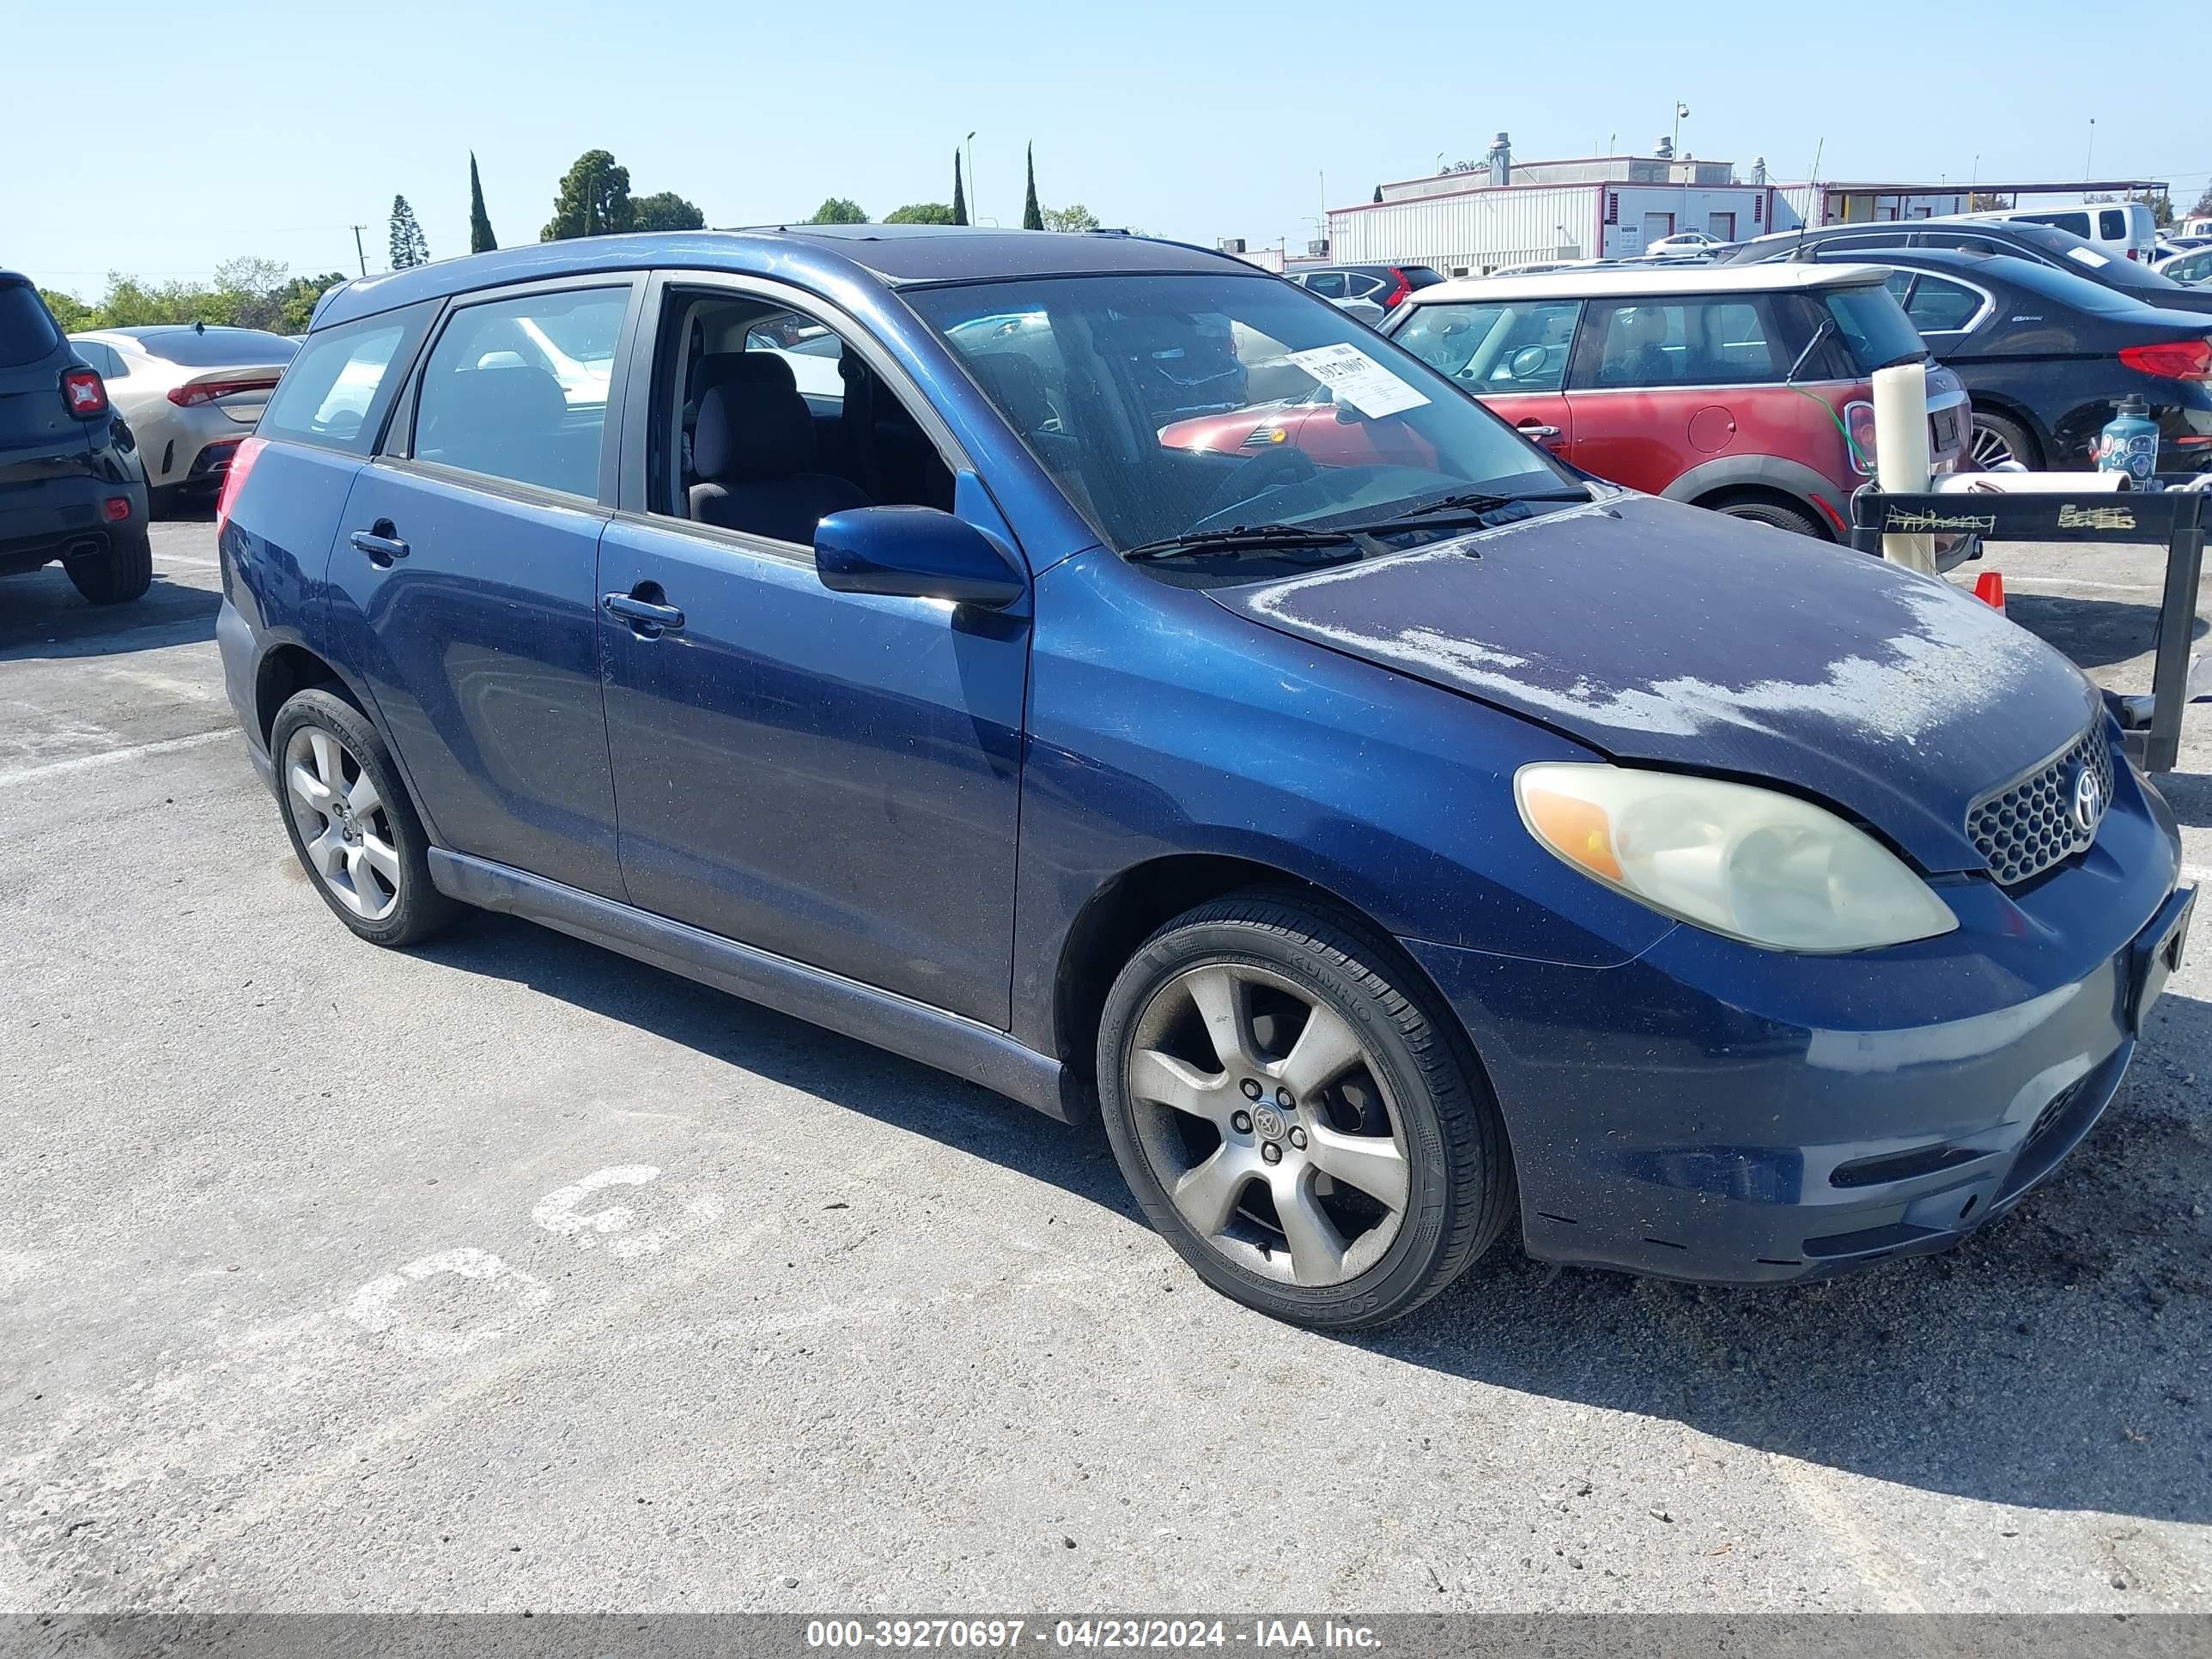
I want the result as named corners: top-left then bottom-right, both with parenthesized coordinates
top-left (1161, 263), bottom-right (1972, 548)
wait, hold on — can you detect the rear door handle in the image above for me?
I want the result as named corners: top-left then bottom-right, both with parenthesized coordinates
top-left (349, 526), bottom-right (410, 564)
top-left (603, 591), bottom-right (685, 636)
top-left (1516, 422), bottom-right (1563, 441)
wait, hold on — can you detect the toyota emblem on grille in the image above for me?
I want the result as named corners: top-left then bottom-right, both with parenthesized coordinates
top-left (2072, 765), bottom-right (2104, 835)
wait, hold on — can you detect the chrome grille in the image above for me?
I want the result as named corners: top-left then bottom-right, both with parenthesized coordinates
top-left (1966, 727), bottom-right (2113, 886)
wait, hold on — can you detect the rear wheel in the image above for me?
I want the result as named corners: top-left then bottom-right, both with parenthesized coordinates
top-left (270, 688), bottom-right (454, 948)
top-left (1096, 893), bottom-right (1513, 1330)
top-left (64, 526), bottom-right (153, 605)
top-left (1713, 497), bottom-right (1823, 539)
top-left (1969, 409), bottom-right (2041, 471)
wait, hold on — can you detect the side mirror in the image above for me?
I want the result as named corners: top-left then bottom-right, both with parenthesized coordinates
top-left (814, 505), bottom-right (1026, 610)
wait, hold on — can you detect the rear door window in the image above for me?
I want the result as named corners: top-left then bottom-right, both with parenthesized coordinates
top-left (410, 288), bottom-right (630, 497)
top-left (1580, 296), bottom-right (1784, 387)
top-left (0, 283), bottom-right (61, 368)
top-left (259, 303), bottom-right (437, 454)
top-left (1304, 272), bottom-right (1346, 299)
top-left (1903, 276), bottom-right (1982, 331)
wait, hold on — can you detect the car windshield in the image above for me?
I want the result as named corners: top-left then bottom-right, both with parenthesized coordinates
top-left (904, 272), bottom-right (1575, 558)
top-left (136, 327), bottom-right (298, 367)
top-left (0, 281), bottom-right (62, 368)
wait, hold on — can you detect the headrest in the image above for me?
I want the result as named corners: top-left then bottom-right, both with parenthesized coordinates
top-left (429, 365), bottom-right (566, 436)
top-left (696, 350), bottom-right (797, 399)
top-left (968, 352), bottom-right (1053, 434)
top-left (695, 380), bottom-right (815, 482)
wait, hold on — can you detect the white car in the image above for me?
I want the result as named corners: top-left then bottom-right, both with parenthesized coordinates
top-left (1644, 230), bottom-right (1724, 258)
top-left (67, 325), bottom-right (295, 514)
top-left (2155, 244), bottom-right (2212, 286)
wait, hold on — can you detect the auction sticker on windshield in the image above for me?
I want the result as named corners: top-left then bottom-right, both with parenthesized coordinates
top-left (1283, 343), bottom-right (1431, 419)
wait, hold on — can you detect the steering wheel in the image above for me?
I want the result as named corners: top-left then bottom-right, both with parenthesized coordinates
top-left (1190, 443), bottom-right (1319, 528)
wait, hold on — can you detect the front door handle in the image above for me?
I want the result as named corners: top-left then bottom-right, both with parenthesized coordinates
top-left (349, 523), bottom-right (410, 565)
top-left (1516, 422), bottom-right (1563, 441)
top-left (603, 590), bottom-right (686, 636)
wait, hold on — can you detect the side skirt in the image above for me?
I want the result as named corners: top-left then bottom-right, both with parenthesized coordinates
top-left (427, 849), bottom-right (1083, 1124)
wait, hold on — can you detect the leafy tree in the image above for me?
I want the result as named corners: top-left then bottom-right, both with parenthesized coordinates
top-left (1372, 185), bottom-right (1382, 204)
top-left (1022, 143), bottom-right (1043, 230)
top-left (630, 191), bottom-right (705, 232)
top-left (1040, 204), bottom-right (1099, 234)
top-left (40, 289), bottom-right (94, 331)
top-left (2195, 183), bottom-right (2212, 217)
top-left (885, 202), bottom-right (957, 225)
top-left (807, 198), bottom-right (868, 224)
top-left (388, 196), bottom-right (430, 270)
top-left (951, 151), bottom-right (968, 225)
top-left (1969, 191), bottom-right (2009, 212)
top-left (469, 152), bottom-right (497, 253)
top-left (276, 272), bottom-right (349, 334)
top-left (543, 149), bottom-right (634, 240)
top-left (2147, 191), bottom-right (2174, 228)
top-left (213, 257), bottom-right (295, 329)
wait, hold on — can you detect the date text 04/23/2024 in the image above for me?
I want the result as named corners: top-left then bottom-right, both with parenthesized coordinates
top-left (804, 1620), bottom-right (1383, 1650)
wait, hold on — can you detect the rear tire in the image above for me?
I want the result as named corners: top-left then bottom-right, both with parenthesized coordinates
top-left (1969, 409), bottom-right (2042, 471)
top-left (1096, 891), bottom-right (1514, 1330)
top-left (1713, 497), bottom-right (1823, 539)
top-left (64, 526), bottom-right (153, 605)
top-left (270, 688), bottom-right (455, 948)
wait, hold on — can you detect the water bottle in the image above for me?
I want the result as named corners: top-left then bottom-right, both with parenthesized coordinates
top-left (2096, 394), bottom-right (2159, 484)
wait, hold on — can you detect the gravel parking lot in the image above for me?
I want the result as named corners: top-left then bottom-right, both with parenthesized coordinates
top-left (3, 518), bottom-right (2209, 1614)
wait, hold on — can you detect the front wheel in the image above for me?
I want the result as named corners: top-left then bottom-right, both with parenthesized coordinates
top-left (1096, 893), bottom-right (1514, 1329)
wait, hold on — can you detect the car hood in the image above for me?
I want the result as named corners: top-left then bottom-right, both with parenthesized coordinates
top-left (1208, 492), bottom-right (2102, 873)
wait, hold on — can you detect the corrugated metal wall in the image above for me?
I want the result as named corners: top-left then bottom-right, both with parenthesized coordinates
top-left (1328, 185), bottom-right (1601, 274)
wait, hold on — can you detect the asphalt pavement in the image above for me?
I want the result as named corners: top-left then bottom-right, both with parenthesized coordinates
top-left (2, 517), bottom-right (2208, 1613)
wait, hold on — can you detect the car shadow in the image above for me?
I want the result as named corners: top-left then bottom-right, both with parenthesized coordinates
top-left (2153, 769), bottom-right (2212, 831)
top-left (2002, 590), bottom-right (2208, 673)
top-left (0, 563), bottom-right (219, 662)
top-left (412, 907), bottom-right (2211, 1526)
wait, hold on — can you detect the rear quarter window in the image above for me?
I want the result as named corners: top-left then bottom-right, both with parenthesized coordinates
top-left (0, 283), bottom-right (62, 368)
top-left (258, 303), bottom-right (438, 455)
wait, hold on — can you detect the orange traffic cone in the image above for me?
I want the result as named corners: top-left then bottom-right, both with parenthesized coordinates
top-left (1973, 571), bottom-right (2005, 613)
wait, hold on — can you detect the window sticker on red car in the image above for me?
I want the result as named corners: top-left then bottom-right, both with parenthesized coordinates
top-left (1283, 343), bottom-right (1431, 419)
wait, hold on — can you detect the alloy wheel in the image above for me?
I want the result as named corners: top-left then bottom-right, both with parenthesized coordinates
top-left (283, 724), bottom-right (401, 922)
top-left (1122, 961), bottom-right (1410, 1287)
top-left (1969, 419), bottom-right (2019, 470)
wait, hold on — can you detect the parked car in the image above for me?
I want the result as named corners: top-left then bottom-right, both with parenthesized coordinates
top-left (66, 325), bottom-right (295, 515)
top-left (1955, 202), bottom-right (2160, 261)
top-left (1780, 245), bottom-right (2212, 471)
top-left (1644, 229), bottom-right (1725, 258)
top-left (217, 227), bottom-right (2190, 1328)
top-left (1715, 218), bottom-right (2212, 319)
top-left (1286, 264), bottom-right (1443, 313)
top-left (2156, 245), bottom-right (2212, 287)
top-left (1309, 261), bottom-right (1968, 546)
top-left (0, 270), bottom-right (151, 604)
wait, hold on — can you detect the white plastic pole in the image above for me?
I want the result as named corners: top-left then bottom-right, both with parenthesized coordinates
top-left (1872, 361), bottom-right (1936, 574)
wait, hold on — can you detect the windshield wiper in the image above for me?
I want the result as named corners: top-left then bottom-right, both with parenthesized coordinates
top-left (1358, 488), bottom-right (1592, 527)
top-left (1122, 523), bottom-right (1388, 562)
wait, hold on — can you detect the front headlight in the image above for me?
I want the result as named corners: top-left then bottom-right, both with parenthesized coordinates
top-left (1515, 763), bottom-right (1959, 952)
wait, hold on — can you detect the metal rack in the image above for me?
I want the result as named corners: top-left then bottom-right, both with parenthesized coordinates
top-left (1847, 483), bottom-right (2208, 773)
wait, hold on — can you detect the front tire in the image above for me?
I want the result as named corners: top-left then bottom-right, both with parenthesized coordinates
top-left (270, 688), bottom-right (454, 948)
top-left (64, 526), bottom-right (153, 605)
top-left (1096, 893), bottom-right (1513, 1329)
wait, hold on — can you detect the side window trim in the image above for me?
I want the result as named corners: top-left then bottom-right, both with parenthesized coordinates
top-left (1901, 273), bottom-right (1995, 337)
top-left (380, 273), bottom-right (646, 511)
top-left (614, 268), bottom-right (976, 533)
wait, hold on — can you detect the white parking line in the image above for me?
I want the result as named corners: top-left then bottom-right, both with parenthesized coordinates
top-left (0, 726), bottom-right (234, 787)
top-left (155, 552), bottom-right (222, 569)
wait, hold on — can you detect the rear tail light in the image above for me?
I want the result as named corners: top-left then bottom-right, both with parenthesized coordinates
top-left (167, 377), bottom-right (279, 407)
top-left (214, 435), bottom-right (267, 538)
top-left (62, 368), bottom-right (107, 417)
top-left (1382, 269), bottom-right (1413, 309)
top-left (2118, 339), bottom-right (2212, 380)
top-left (1843, 399), bottom-right (1879, 475)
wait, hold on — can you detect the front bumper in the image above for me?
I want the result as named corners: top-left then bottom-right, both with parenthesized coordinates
top-left (1404, 763), bottom-right (2186, 1285)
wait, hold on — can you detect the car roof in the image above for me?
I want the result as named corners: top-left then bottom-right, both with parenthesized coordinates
top-left (1407, 261), bottom-right (1889, 305)
top-left (313, 226), bottom-right (1257, 331)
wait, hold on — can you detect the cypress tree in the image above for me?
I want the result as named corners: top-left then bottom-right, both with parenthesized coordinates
top-left (470, 152), bottom-right (497, 253)
top-left (952, 152), bottom-right (969, 225)
top-left (1022, 143), bottom-right (1043, 230)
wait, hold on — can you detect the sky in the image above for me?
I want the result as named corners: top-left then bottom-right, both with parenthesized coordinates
top-left (6, 0), bottom-right (2207, 301)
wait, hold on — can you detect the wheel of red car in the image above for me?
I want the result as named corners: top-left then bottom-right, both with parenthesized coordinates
top-left (1096, 891), bottom-right (1515, 1329)
top-left (1716, 498), bottom-right (1822, 539)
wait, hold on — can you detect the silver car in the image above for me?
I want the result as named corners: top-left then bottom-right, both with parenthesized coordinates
top-left (66, 325), bottom-right (295, 514)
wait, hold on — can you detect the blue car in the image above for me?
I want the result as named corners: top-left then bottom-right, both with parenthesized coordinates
top-left (214, 226), bottom-right (2194, 1328)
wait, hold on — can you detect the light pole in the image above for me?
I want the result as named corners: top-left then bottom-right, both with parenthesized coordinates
top-left (965, 131), bottom-right (978, 222)
top-left (2083, 117), bottom-right (2095, 183)
top-left (1674, 101), bottom-right (1691, 236)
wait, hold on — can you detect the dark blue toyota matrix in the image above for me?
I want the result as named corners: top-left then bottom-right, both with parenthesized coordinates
top-left (216, 226), bottom-right (2194, 1328)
